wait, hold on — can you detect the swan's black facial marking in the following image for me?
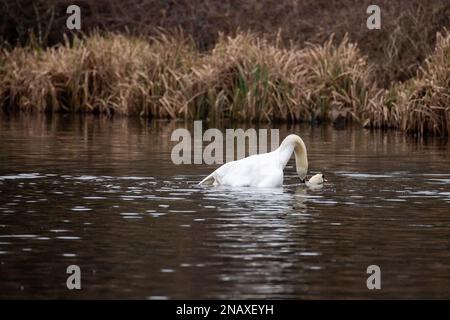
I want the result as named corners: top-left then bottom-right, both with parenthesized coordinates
top-left (300, 178), bottom-right (306, 183)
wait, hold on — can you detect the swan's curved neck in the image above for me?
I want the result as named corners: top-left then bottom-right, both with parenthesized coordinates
top-left (277, 135), bottom-right (308, 179)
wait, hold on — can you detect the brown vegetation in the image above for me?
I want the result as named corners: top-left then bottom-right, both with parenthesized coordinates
top-left (1, 1), bottom-right (450, 136)
top-left (365, 31), bottom-right (450, 136)
top-left (1, 0), bottom-right (450, 86)
top-left (0, 31), bottom-right (375, 123)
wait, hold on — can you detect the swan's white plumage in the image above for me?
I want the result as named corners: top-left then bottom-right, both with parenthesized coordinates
top-left (199, 134), bottom-right (308, 188)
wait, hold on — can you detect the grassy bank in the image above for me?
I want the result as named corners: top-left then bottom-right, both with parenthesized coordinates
top-left (0, 32), bottom-right (374, 121)
top-left (364, 31), bottom-right (450, 136)
top-left (1, 31), bottom-right (449, 136)
top-left (2, 0), bottom-right (449, 86)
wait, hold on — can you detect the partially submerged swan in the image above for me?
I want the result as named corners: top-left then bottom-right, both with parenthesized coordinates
top-left (199, 134), bottom-right (308, 188)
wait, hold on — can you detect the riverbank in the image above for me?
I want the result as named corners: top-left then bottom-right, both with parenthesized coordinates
top-left (0, 31), bottom-right (449, 136)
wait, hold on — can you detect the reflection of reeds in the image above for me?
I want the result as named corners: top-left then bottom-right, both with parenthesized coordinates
top-left (1, 30), bottom-right (450, 136)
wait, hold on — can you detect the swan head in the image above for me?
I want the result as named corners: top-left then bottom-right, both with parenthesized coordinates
top-left (307, 173), bottom-right (324, 185)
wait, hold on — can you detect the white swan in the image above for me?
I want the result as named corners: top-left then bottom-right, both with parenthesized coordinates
top-left (198, 134), bottom-right (308, 188)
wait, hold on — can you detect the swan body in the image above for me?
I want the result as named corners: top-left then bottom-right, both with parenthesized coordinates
top-left (199, 134), bottom-right (308, 188)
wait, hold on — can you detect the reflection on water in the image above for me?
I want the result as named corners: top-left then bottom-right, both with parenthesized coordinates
top-left (1, 114), bottom-right (450, 299)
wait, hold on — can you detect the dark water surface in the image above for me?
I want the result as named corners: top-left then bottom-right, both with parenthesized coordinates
top-left (1, 115), bottom-right (450, 299)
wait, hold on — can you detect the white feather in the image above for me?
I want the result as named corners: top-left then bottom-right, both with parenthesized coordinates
top-left (199, 134), bottom-right (308, 188)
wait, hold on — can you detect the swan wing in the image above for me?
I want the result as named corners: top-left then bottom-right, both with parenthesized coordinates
top-left (198, 161), bottom-right (235, 186)
top-left (198, 171), bottom-right (222, 186)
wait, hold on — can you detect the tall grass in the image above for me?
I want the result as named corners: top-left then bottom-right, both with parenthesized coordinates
top-left (365, 30), bottom-right (450, 136)
top-left (182, 33), bottom-right (374, 122)
top-left (2, 1), bottom-right (449, 87)
top-left (0, 31), bottom-right (198, 116)
top-left (0, 31), bottom-right (374, 123)
top-left (1, 30), bottom-right (450, 136)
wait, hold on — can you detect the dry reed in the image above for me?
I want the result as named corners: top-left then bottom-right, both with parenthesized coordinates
top-left (0, 31), bottom-right (374, 123)
top-left (1, 30), bottom-right (450, 136)
top-left (0, 31), bottom-right (198, 116)
top-left (365, 30), bottom-right (450, 136)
